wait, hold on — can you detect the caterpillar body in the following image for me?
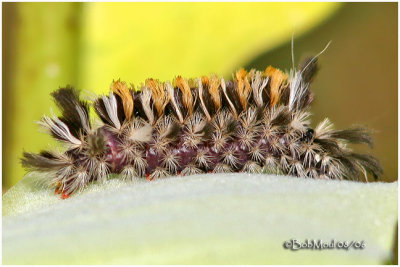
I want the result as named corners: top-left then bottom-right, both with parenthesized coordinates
top-left (21, 56), bottom-right (382, 198)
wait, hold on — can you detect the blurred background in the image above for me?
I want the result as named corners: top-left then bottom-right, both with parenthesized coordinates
top-left (2, 2), bottom-right (397, 190)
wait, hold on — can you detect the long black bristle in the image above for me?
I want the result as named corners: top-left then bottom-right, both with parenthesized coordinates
top-left (21, 151), bottom-right (68, 172)
top-left (51, 87), bottom-right (90, 138)
top-left (331, 127), bottom-right (374, 148)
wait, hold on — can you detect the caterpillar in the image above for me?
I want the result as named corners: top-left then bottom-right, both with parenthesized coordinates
top-left (21, 50), bottom-right (382, 199)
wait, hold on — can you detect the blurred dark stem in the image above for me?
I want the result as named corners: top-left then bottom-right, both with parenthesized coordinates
top-left (2, 3), bottom-right (17, 190)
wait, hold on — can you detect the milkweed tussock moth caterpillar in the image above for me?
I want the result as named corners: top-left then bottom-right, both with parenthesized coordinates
top-left (21, 55), bottom-right (382, 198)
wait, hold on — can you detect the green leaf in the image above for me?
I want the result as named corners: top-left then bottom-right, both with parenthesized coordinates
top-left (3, 173), bottom-right (397, 264)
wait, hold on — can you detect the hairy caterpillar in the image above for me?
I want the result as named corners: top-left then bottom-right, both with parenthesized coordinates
top-left (21, 49), bottom-right (382, 199)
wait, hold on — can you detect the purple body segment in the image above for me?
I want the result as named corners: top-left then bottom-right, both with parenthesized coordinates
top-left (100, 126), bottom-right (287, 175)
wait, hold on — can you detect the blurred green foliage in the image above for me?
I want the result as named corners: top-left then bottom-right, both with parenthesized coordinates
top-left (3, 3), bottom-right (82, 189)
top-left (78, 3), bottom-right (339, 91)
top-left (4, 3), bottom-right (398, 187)
top-left (3, 2), bottom-right (341, 188)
